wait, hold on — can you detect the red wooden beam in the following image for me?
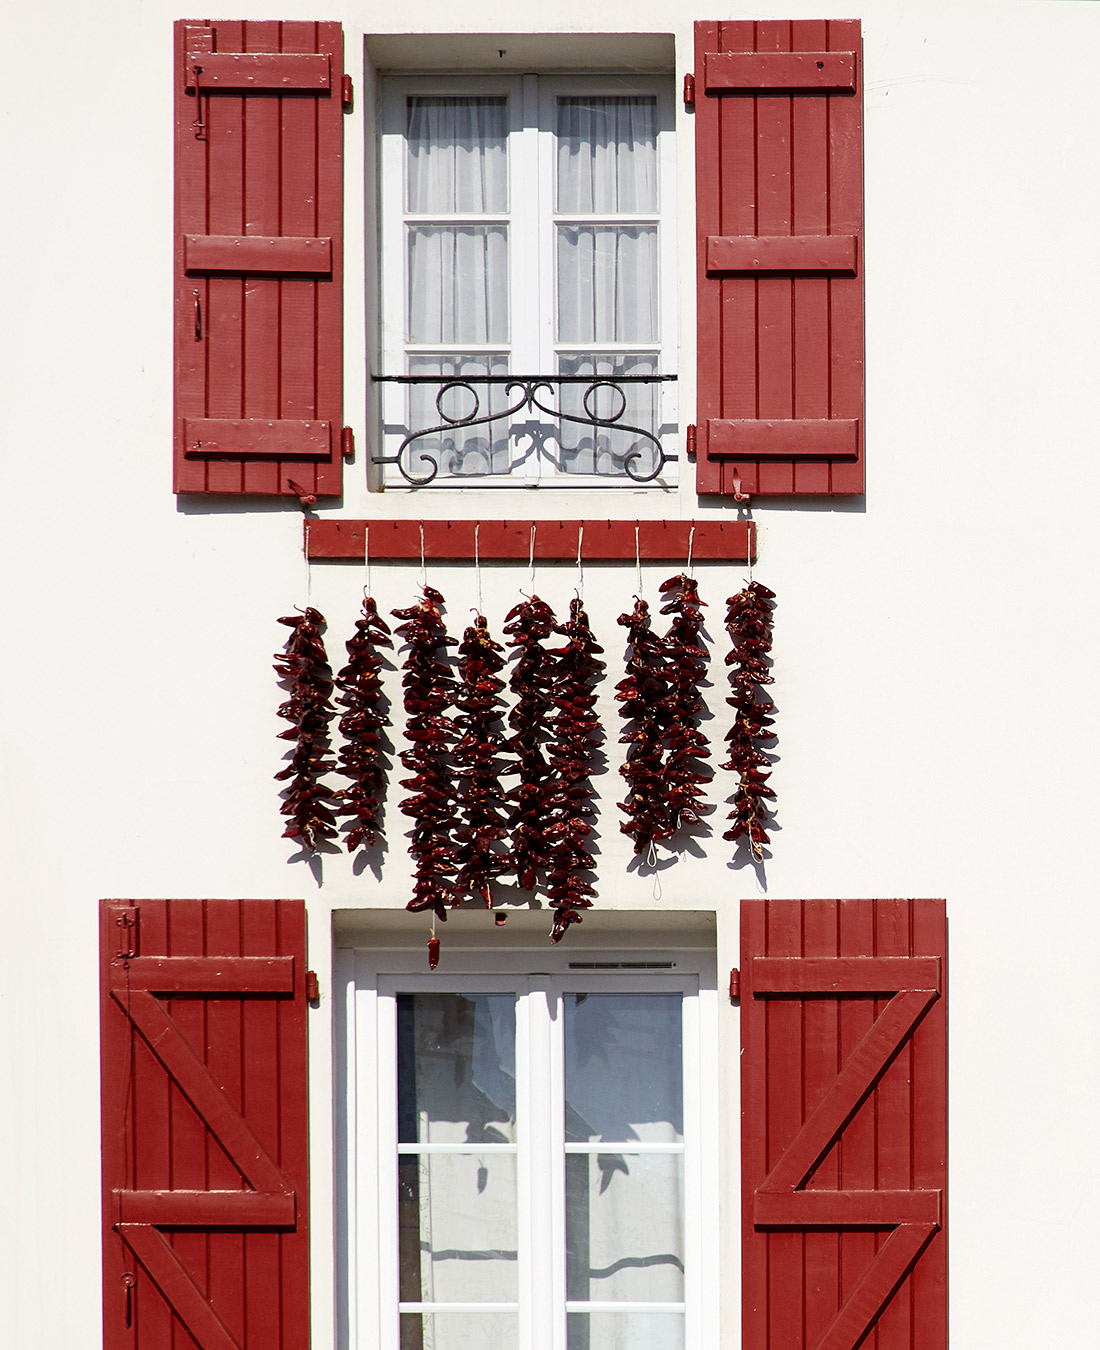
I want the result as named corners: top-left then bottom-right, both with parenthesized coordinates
top-left (305, 518), bottom-right (755, 563)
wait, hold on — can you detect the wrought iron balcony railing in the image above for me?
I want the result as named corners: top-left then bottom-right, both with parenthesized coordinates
top-left (373, 373), bottom-right (678, 486)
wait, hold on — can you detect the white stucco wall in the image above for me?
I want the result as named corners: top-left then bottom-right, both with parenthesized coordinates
top-left (3, 1), bottom-right (1099, 1345)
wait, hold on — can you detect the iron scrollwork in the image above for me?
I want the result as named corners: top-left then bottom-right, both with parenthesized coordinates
top-left (373, 373), bottom-right (678, 486)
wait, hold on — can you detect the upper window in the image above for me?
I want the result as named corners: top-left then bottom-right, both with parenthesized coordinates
top-left (376, 75), bottom-right (677, 488)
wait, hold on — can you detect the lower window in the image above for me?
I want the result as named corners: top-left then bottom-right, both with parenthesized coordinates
top-left (339, 943), bottom-right (716, 1350)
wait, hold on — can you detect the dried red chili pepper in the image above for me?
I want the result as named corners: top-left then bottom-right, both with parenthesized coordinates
top-left (334, 595), bottom-right (393, 853)
top-left (453, 613), bottom-right (513, 907)
top-left (503, 595), bottom-right (559, 891)
top-left (721, 580), bottom-right (777, 860)
top-left (274, 606), bottom-right (338, 851)
top-left (544, 596), bottom-right (605, 941)
top-left (657, 573), bottom-right (712, 833)
top-left (393, 586), bottom-right (459, 923)
top-left (615, 596), bottom-right (676, 854)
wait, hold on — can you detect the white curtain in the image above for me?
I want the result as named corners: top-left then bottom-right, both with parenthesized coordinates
top-left (556, 96), bottom-right (657, 214)
top-left (406, 98), bottom-right (509, 346)
top-left (407, 96), bottom-right (507, 213)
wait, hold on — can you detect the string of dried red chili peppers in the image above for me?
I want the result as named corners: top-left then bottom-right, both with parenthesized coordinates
top-left (722, 581), bottom-right (777, 860)
top-left (544, 596), bottom-right (605, 941)
top-left (334, 595), bottom-right (393, 853)
top-left (453, 613), bottom-right (512, 907)
top-left (503, 595), bottom-right (559, 891)
top-left (657, 573), bottom-right (712, 833)
top-left (615, 595), bottom-right (675, 854)
top-left (392, 586), bottom-right (459, 928)
top-left (274, 607), bottom-right (339, 851)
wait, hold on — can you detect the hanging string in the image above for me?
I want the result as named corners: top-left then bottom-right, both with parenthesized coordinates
top-left (419, 521), bottom-right (427, 589)
top-left (686, 523), bottom-right (696, 579)
top-left (635, 523), bottom-right (642, 596)
top-left (746, 506), bottom-right (754, 584)
top-left (303, 520), bottom-right (312, 603)
top-left (576, 523), bottom-right (585, 599)
top-left (363, 524), bottom-right (371, 598)
top-left (474, 522), bottom-right (483, 614)
top-left (528, 523), bottom-right (537, 591)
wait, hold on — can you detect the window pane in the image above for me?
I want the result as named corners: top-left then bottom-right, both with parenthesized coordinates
top-left (407, 97), bottom-right (508, 214)
top-left (406, 354), bottom-right (512, 479)
top-left (564, 994), bottom-right (682, 1143)
top-left (557, 225), bottom-right (658, 344)
top-left (408, 225), bottom-right (509, 344)
top-left (556, 352), bottom-right (661, 479)
top-left (567, 1312), bottom-right (683, 1350)
top-left (401, 1312), bottom-right (518, 1350)
top-left (556, 96), bottom-right (657, 214)
top-left (566, 1152), bottom-right (684, 1302)
top-left (397, 994), bottom-right (517, 1144)
top-left (399, 1152), bottom-right (519, 1302)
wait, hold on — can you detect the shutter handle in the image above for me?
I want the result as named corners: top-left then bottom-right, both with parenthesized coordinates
top-left (121, 1272), bottom-right (137, 1326)
top-left (193, 290), bottom-right (202, 341)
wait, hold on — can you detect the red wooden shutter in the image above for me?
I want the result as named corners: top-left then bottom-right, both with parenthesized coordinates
top-left (100, 899), bottom-right (310, 1349)
top-left (694, 20), bottom-right (864, 496)
top-left (741, 898), bottom-right (946, 1350)
top-left (175, 21), bottom-right (345, 498)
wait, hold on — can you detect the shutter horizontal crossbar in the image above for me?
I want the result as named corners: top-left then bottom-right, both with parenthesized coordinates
top-left (752, 956), bottom-right (941, 996)
top-left (706, 234), bottom-right (857, 276)
top-left (184, 234), bottom-right (332, 275)
top-left (109, 955), bottom-right (295, 995)
top-left (703, 50), bottom-right (856, 93)
top-left (184, 418), bottom-right (332, 459)
top-left (186, 51), bottom-right (331, 91)
top-left (754, 1188), bottom-right (942, 1229)
top-left (116, 1188), bottom-right (295, 1227)
top-left (707, 419), bottom-right (859, 460)
top-left (306, 518), bottom-right (755, 563)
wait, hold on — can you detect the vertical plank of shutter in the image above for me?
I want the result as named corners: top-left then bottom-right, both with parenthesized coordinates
top-left (693, 22), bottom-right (723, 494)
top-left (765, 894), bottom-right (804, 1347)
top-left (911, 901), bottom-right (949, 1349)
top-left (802, 898), bottom-right (841, 1346)
top-left (838, 899), bottom-right (877, 1341)
top-left (205, 899), bottom-right (247, 1344)
top-left (790, 20), bottom-right (831, 496)
top-left (205, 21), bottom-right (247, 495)
top-left (242, 899), bottom-right (282, 1348)
top-left (872, 900), bottom-right (913, 1346)
top-left (827, 19), bottom-right (864, 494)
top-left (168, 899), bottom-right (215, 1334)
top-left (280, 899), bottom-right (312, 1349)
top-left (753, 21), bottom-right (795, 496)
top-left (175, 25), bottom-right (212, 494)
top-left (314, 21), bottom-right (345, 499)
top-left (279, 21), bottom-right (321, 498)
top-left (716, 19), bottom-right (760, 498)
top-left (740, 897), bottom-right (768, 1350)
top-left (138, 901), bottom-right (175, 1349)
top-left (240, 21), bottom-right (282, 497)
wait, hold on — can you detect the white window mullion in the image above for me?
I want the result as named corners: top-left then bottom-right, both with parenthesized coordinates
top-left (511, 72), bottom-right (543, 484)
top-left (372, 983), bottom-right (400, 1350)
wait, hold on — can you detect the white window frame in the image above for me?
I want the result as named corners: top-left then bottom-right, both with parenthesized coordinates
top-left (337, 942), bottom-right (719, 1350)
top-left (376, 72), bottom-right (678, 490)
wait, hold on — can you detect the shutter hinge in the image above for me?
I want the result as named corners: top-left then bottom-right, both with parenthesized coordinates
top-left (114, 906), bottom-right (138, 961)
top-left (306, 970), bottom-right (320, 1004)
top-left (341, 425), bottom-right (355, 461)
top-left (341, 74), bottom-right (354, 111)
top-left (685, 423), bottom-right (697, 459)
top-left (683, 73), bottom-right (695, 109)
top-left (729, 968), bottom-right (740, 1003)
